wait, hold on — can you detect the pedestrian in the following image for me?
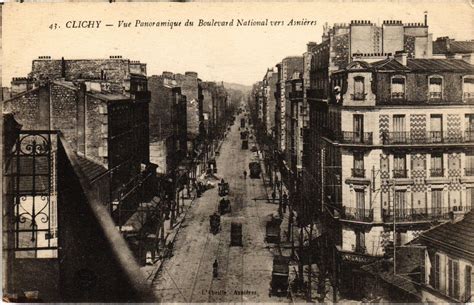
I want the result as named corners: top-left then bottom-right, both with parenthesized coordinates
top-left (271, 191), bottom-right (276, 204)
top-left (282, 193), bottom-right (288, 213)
top-left (243, 170), bottom-right (247, 179)
top-left (213, 259), bottom-right (218, 278)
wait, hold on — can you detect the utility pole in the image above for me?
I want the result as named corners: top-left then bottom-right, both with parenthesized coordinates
top-left (392, 179), bottom-right (396, 275)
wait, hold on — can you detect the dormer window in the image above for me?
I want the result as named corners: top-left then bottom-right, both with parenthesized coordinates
top-left (352, 76), bottom-right (366, 100)
top-left (391, 76), bottom-right (405, 100)
top-left (429, 76), bottom-right (443, 100)
top-left (463, 76), bottom-right (474, 101)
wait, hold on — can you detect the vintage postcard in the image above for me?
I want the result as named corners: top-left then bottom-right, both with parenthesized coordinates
top-left (1, 0), bottom-right (473, 303)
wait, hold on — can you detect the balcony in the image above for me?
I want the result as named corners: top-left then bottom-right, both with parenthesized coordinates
top-left (465, 168), bottom-right (474, 176)
top-left (393, 169), bottom-right (408, 178)
top-left (352, 168), bottom-right (366, 178)
top-left (430, 168), bottom-right (444, 177)
top-left (391, 92), bottom-right (405, 100)
top-left (330, 131), bottom-right (373, 145)
top-left (382, 207), bottom-right (468, 223)
top-left (381, 131), bottom-right (474, 145)
top-left (342, 207), bottom-right (373, 222)
top-left (429, 92), bottom-right (442, 100)
top-left (351, 92), bottom-right (367, 101)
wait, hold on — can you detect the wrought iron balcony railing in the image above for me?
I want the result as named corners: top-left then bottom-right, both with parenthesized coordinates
top-left (342, 207), bottom-right (373, 222)
top-left (393, 169), bottom-right (408, 178)
top-left (391, 92), bottom-right (405, 100)
top-left (352, 168), bottom-right (366, 178)
top-left (429, 92), bottom-right (442, 99)
top-left (465, 168), bottom-right (474, 176)
top-left (430, 168), bottom-right (444, 177)
top-left (351, 92), bottom-right (367, 101)
top-left (381, 131), bottom-right (474, 145)
top-left (333, 131), bottom-right (373, 145)
top-left (382, 207), bottom-right (468, 222)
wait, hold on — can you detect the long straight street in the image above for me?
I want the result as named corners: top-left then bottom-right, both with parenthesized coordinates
top-left (152, 115), bottom-right (287, 303)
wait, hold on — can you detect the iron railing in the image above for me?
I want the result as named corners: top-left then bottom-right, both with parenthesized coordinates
top-left (352, 168), bottom-right (366, 178)
top-left (328, 131), bottom-right (373, 145)
top-left (342, 207), bottom-right (374, 222)
top-left (465, 168), bottom-right (474, 176)
top-left (393, 169), bottom-right (408, 178)
top-left (430, 168), bottom-right (444, 177)
top-left (351, 92), bottom-right (367, 100)
top-left (381, 207), bottom-right (469, 222)
top-left (391, 92), bottom-right (405, 100)
top-left (381, 131), bottom-right (474, 145)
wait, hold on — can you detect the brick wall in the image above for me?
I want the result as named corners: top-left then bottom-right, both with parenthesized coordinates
top-left (148, 76), bottom-right (175, 141)
top-left (85, 95), bottom-right (106, 166)
top-left (51, 83), bottom-right (78, 150)
top-left (3, 90), bottom-right (41, 128)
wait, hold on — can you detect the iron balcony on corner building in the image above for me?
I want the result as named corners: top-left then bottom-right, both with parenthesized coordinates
top-left (381, 131), bottom-right (474, 146)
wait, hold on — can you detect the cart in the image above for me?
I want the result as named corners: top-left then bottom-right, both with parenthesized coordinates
top-left (230, 222), bottom-right (243, 246)
top-left (218, 198), bottom-right (232, 215)
top-left (270, 256), bottom-right (290, 297)
top-left (265, 219), bottom-right (281, 243)
top-left (218, 182), bottom-right (230, 196)
top-left (249, 161), bottom-right (261, 178)
top-left (209, 213), bottom-right (221, 234)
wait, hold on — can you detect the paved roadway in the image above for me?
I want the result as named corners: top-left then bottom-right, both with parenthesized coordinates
top-left (152, 114), bottom-right (288, 303)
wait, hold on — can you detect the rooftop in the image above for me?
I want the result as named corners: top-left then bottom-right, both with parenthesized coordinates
top-left (411, 211), bottom-right (474, 262)
top-left (433, 39), bottom-right (474, 55)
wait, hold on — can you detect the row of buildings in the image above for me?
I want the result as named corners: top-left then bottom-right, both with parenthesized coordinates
top-left (1, 56), bottom-right (234, 301)
top-left (251, 15), bottom-right (474, 302)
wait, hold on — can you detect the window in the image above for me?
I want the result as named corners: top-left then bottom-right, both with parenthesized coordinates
top-left (430, 115), bottom-right (443, 143)
top-left (467, 188), bottom-right (474, 209)
top-left (391, 77), bottom-right (406, 99)
top-left (353, 114), bottom-right (364, 143)
top-left (393, 154), bottom-right (407, 178)
top-left (463, 77), bottom-right (474, 100)
top-left (353, 76), bottom-right (365, 100)
top-left (466, 154), bottom-right (474, 176)
top-left (356, 189), bottom-right (365, 210)
top-left (353, 152), bottom-right (365, 177)
top-left (431, 153), bottom-right (444, 177)
top-left (432, 190), bottom-right (443, 215)
top-left (466, 114), bottom-right (474, 142)
top-left (448, 258), bottom-right (460, 300)
top-left (394, 190), bottom-right (407, 218)
top-left (393, 115), bottom-right (406, 143)
top-left (465, 265), bottom-right (472, 302)
top-left (433, 254), bottom-right (441, 289)
top-left (429, 76), bottom-right (443, 99)
top-left (355, 229), bottom-right (366, 253)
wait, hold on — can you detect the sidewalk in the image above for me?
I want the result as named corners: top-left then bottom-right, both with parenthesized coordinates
top-left (141, 190), bottom-right (197, 285)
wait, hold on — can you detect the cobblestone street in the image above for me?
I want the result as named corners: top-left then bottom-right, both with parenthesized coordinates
top-left (152, 115), bottom-right (288, 302)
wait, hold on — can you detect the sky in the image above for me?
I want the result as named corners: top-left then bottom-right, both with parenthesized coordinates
top-left (2, 1), bottom-right (473, 86)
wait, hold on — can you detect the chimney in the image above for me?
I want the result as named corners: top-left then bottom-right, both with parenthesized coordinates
top-left (424, 11), bottom-right (428, 26)
top-left (394, 51), bottom-right (408, 66)
top-left (61, 57), bottom-right (66, 78)
top-left (38, 82), bottom-right (51, 130)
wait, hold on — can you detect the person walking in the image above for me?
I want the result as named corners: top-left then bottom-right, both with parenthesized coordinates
top-left (282, 193), bottom-right (288, 213)
top-left (243, 170), bottom-right (247, 179)
top-left (271, 191), bottom-right (276, 204)
top-left (213, 259), bottom-right (219, 278)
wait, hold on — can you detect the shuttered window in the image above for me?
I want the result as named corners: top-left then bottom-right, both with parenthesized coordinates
top-left (448, 258), bottom-right (460, 300)
top-left (465, 265), bottom-right (472, 302)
